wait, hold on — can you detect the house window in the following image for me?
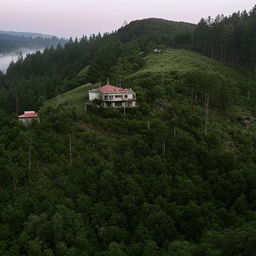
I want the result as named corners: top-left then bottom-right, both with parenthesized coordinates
top-left (104, 95), bottom-right (108, 100)
top-left (125, 95), bottom-right (128, 98)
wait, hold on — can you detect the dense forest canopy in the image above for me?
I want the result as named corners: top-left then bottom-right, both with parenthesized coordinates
top-left (118, 18), bottom-right (195, 48)
top-left (1, 6), bottom-right (256, 255)
top-left (193, 5), bottom-right (256, 72)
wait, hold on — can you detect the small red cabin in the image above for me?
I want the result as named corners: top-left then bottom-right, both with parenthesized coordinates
top-left (18, 111), bottom-right (39, 124)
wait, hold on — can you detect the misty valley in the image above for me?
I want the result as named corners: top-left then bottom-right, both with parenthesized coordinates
top-left (0, 48), bottom-right (44, 72)
top-left (0, 32), bottom-right (66, 72)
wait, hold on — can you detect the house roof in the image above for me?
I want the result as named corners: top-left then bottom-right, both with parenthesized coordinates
top-left (96, 85), bottom-right (134, 94)
top-left (18, 111), bottom-right (38, 118)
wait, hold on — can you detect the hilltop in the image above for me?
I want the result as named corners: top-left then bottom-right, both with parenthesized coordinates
top-left (118, 18), bottom-right (195, 47)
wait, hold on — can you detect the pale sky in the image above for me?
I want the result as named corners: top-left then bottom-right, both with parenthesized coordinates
top-left (0, 0), bottom-right (255, 38)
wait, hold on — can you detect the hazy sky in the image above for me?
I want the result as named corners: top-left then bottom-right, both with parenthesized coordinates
top-left (0, 0), bottom-right (255, 38)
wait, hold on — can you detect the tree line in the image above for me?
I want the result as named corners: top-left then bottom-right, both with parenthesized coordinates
top-left (193, 5), bottom-right (256, 72)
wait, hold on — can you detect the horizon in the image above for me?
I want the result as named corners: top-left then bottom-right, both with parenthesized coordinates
top-left (0, 0), bottom-right (255, 38)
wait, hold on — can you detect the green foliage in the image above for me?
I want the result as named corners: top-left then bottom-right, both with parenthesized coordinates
top-left (0, 16), bottom-right (256, 256)
top-left (194, 5), bottom-right (256, 71)
top-left (118, 18), bottom-right (195, 49)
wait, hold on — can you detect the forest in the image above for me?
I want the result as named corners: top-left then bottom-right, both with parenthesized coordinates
top-left (0, 5), bottom-right (256, 256)
top-left (193, 5), bottom-right (256, 72)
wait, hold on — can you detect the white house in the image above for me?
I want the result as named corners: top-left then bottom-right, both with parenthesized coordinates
top-left (89, 84), bottom-right (136, 108)
top-left (153, 48), bottom-right (162, 53)
top-left (18, 111), bottom-right (39, 124)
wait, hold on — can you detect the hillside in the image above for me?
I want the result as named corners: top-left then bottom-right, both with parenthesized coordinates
top-left (118, 18), bottom-right (195, 48)
top-left (44, 49), bottom-right (253, 112)
top-left (1, 14), bottom-right (256, 253)
top-left (43, 49), bottom-right (256, 134)
top-left (127, 49), bottom-right (245, 78)
top-left (21, 49), bottom-right (255, 255)
top-left (86, 18), bottom-right (195, 83)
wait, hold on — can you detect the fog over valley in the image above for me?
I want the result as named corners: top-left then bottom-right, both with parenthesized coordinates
top-left (0, 48), bottom-right (44, 73)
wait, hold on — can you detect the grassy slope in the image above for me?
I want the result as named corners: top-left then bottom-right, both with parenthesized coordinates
top-left (126, 49), bottom-right (255, 119)
top-left (44, 49), bottom-right (247, 107)
top-left (42, 49), bottom-right (254, 130)
top-left (127, 49), bottom-right (245, 81)
top-left (42, 83), bottom-right (97, 116)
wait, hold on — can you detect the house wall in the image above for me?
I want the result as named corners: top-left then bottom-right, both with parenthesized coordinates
top-left (102, 93), bottom-right (135, 102)
top-left (90, 90), bottom-right (136, 108)
top-left (103, 101), bottom-right (136, 108)
top-left (89, 92), bottom-right (100, 101)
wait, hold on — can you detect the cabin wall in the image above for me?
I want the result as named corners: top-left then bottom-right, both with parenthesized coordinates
top-left (18, 117), bottom-right (39, 125)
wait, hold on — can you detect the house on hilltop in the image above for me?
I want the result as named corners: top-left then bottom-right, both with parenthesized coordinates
top-left (18, 111), bottom-right (39, 124)
top-left (89, 84), bottom-right (136, 108)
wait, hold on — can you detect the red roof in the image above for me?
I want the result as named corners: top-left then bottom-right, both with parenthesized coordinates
top-left (18, 111), bottom-right (38, 118)
top-left (97, 85), bottom-right (133, 93)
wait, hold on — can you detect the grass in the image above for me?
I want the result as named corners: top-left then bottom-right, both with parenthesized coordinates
top-left (41, 83), bottom-right (98, 116)
top-left (127, 49), bottom-right (246, 81)
top-left (77, 65), bottom-right (90, 79)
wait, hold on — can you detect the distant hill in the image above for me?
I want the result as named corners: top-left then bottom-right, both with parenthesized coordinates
top-left (0, 30), bottom-right (54, 38)
top-left (0, 33), bottom-right (67, 54)
top-left (86, 18), bottom-right (196, 83)
top-left (118, 18), bottom-right (196, 48)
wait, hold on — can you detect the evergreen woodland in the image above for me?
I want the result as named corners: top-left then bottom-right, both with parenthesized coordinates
top-left (0, 7), bottom-right (256, 256)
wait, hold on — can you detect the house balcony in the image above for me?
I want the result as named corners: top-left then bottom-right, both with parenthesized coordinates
top-left (103, 95), bottom-right (136, 102)
top-left (103, 101), bottom-right (136, 108)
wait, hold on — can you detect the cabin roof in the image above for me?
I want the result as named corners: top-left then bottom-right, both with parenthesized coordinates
top-left (18, 111), bottom-right (38, 118)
